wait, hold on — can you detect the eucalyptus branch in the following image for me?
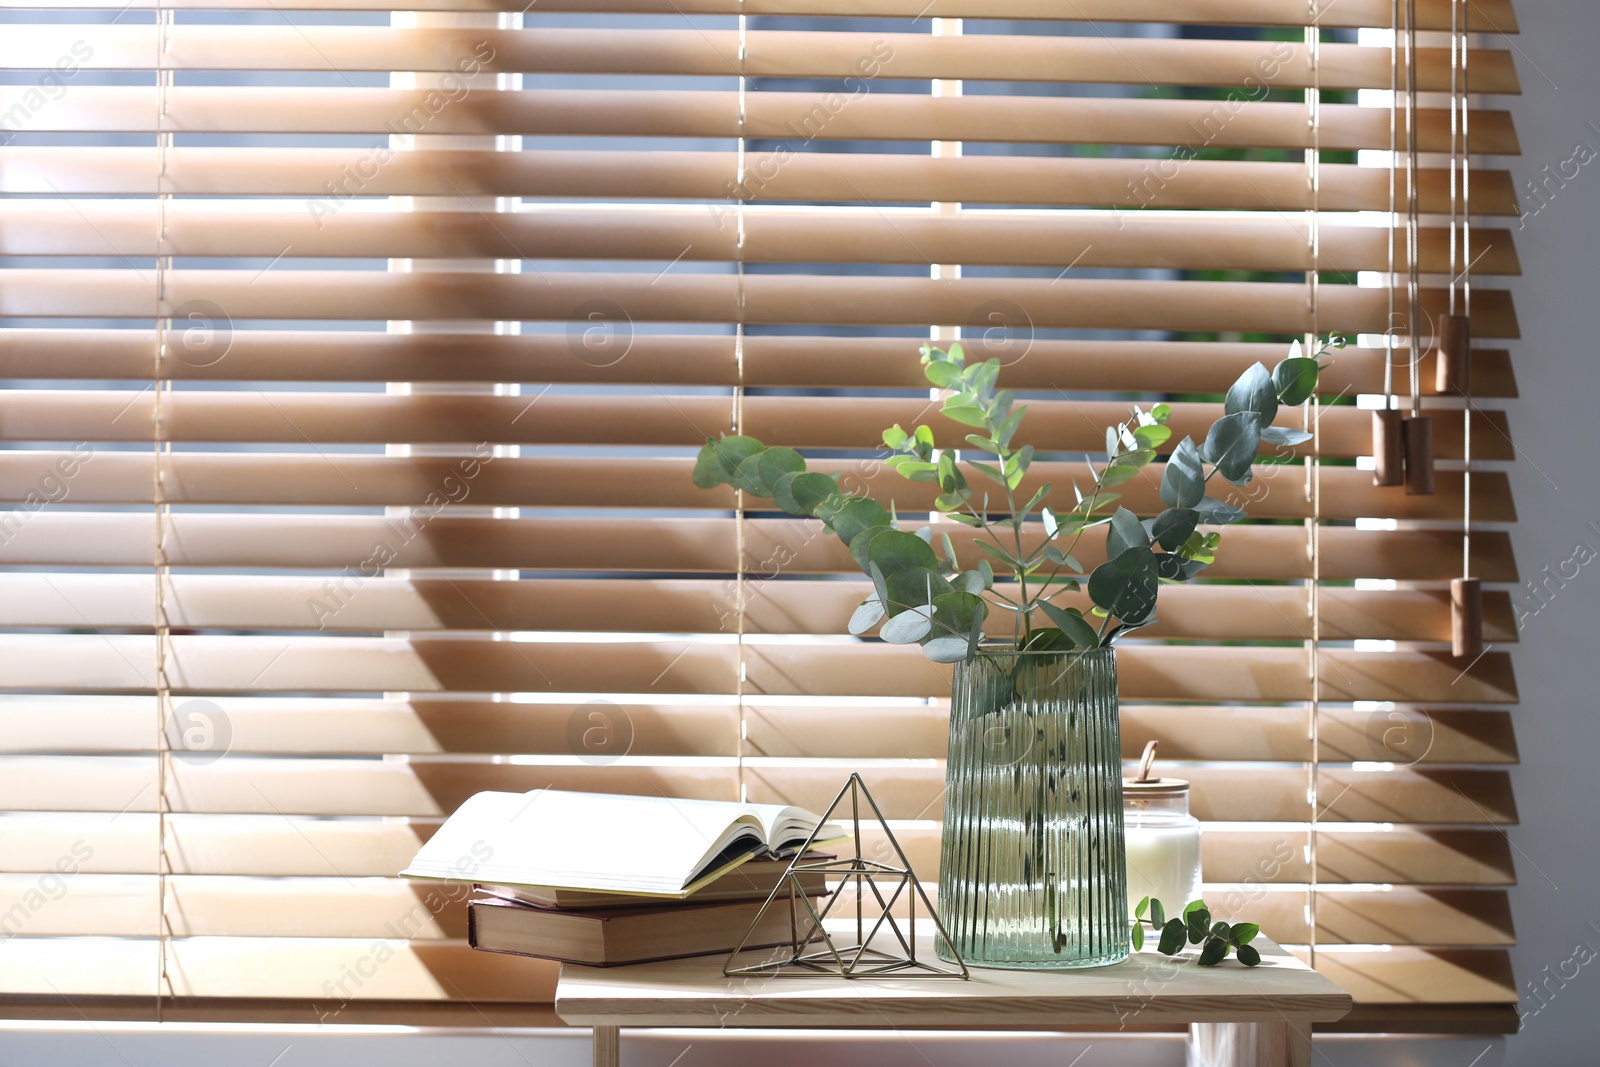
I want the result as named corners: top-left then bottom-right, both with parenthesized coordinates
top-left (1129, 897), bottom-right (1263, 968)
top-left (691, 335), bottom-right (1338, 663)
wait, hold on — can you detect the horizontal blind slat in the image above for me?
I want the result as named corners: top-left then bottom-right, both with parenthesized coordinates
top-left (0, 148), bottom-right (1520, 216)
top-left (0, 513), bottom-right (1519, 581)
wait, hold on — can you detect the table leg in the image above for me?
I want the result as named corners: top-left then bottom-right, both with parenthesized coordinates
top-left (592, 1025), bottom-right (620, 1067)
top-left (1188, 1020), bottom-right (1312, 1067)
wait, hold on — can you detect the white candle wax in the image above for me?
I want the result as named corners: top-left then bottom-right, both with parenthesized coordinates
top-left (1125, 821), bottom-right (1202, 919)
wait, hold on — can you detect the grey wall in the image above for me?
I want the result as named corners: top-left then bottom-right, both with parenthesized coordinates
top-left (1495, 0), bottom-right (1600, 1060)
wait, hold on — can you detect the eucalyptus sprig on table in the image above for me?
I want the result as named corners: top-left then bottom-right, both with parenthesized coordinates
top-left (693, 335), bottom-right (1341, 663)
top-left (1131, 896), bottom-right (1263, 967)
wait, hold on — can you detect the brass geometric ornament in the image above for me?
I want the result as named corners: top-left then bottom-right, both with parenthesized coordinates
top-left (724, 773), bottom-right (968, 979)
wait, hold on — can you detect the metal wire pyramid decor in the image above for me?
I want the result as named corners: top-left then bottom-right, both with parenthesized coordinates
top-left (723, 773), bottom-right (968, 979)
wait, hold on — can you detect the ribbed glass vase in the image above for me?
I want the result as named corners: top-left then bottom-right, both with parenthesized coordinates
top-left (937, 646), bottom-right (1128, 969)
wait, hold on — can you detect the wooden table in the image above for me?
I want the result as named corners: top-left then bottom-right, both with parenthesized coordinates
top-left (555, 932), bottom-right (1351, 1067)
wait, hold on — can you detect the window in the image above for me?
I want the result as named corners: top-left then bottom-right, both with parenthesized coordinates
top-left (0, 0), bottom-right (1521, 1033)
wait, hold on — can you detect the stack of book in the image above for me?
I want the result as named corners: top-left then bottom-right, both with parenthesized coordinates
top-left (403, 789), bottom-right (845, 967)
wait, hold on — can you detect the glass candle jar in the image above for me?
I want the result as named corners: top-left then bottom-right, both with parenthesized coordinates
top-left (1122, 776), bottom-right (1202, 921)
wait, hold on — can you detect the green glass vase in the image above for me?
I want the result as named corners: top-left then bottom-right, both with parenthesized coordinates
top-left (937, 646), bottom-right (1129, 969)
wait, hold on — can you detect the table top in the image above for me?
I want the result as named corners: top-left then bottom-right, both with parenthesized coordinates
top-left (555, 931), bottom-right (1352, 1030)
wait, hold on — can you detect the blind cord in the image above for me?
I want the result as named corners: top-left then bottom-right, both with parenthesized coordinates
top-left (1404, 0), bottom-right (1423, 416)
top-left (1460, 0), bottom-right (1474, 574)
top-left (1384, 0), bottom-right (1399, 410)
top-left (1304, 6), bottom-right (1323, 971)
top-left (153, 2), bottom-right (175, 1022)
top-left (733, 3), bottom-right (748, 803)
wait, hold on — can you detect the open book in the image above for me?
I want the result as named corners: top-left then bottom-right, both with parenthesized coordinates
top-left (402, 789), bottom-right (847, 898)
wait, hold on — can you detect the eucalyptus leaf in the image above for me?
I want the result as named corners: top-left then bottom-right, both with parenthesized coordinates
top-left (781, 471), bottom-right (840, 516)
top-left (1224, 361), bottom-right (1278, 423)
top-left (1133, 423), bottom-right (1173, 450)
top-left (1157, 917), bottom-right (1187, 956)
top-left (921, 635), bottom-right (972, 663)
top-left (1200, 411), bottom-right (1262, 485)
top-left (866, 528), bottom-right (940, 579)
top-left (1088, 546), bottom-right (1160, 625)
top-left (1187, 906), bottom-right (1212, 945)
top-left (1272, 354), bottom-right (1321, 406)
top-left (1259, 425), bottom-right (1313, 448)
top-left (883, 567), bottom-right (953, 615)
top-left (923, 360), bottom-right (961, 388)
top-left (880, 604), bottom-right (935, 644)
top-left (693, 434), bottom-right (764, 489)
top-left (1197, 936), bottom-right (1229, 967)
top-left (942, 402), bottom-right (990, 429)
top-left (848, 525), bottom-right (895, 572)
top-left (1193, 495), bottom-right (1247, 525)
top-left (1135, 896), bottom-right (1150, 920)
top-left (1105, 507), bottom-right (1150, 560)
top-left (1149, 898), bottom-right (1166, 929)
top-left (1131, 923), bottom-right (1144, 952)
top-left (1230, 922), bottom-right (1260, 947)
top-left (1160, 437), bottom-right (1206, 509)
top-left (848, 596), bottom-right (886, 635)
top-left (1038, 601), bottom-right (1100, 648)
top-left (1236, 943), bottom-right (1261, 967)
top-left (833, 498), bottom-right (893, 546)
top-left (755, 446), bottom-right (806, 494)
top-left (1150, 507), bottom-right (1200, 552)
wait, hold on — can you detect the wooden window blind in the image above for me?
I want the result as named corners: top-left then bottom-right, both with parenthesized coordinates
top-left (0, 0), bottom-right (1521, 1035)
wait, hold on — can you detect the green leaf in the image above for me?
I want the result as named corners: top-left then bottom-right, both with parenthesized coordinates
top-left (1187, 906), bottom-right (1213, 945)
top-left (1149, 898), bottom-right (1166, 929)
top-left (833, 498), bottom-right (892, 546)
top-left (977, 559), bottom-right (994, 589)
top-left (884, 567), bottom-right (953, 615)
top-left (1183, 899), bottom-right (1208, 917)
top-left (1133, 423), bottom-right (1173, 450)
top-left (693, 434), bottom-right (764, 489)
top-left (942, 402), bottom-right (990, 429)
top-left (1150, 508), bottom-right (1200, 552)
top-left (952, 570), bottom-right (986, 595)
top-left (1131, 922), bottom-right (1144, 952)
top-left (1105, 507), bottom-right (1149, 560)
top-left (975, 539), bottom-right (1024, 569)
top-left (940, 531), bottom-right (958, 568)
top-left (1157, 918), bottom-right (1187, 956)
top-left (1135, 896), bottom-right (1150, 920)
top-left (880, 603), bottom-right (935, 644)
top-left (1151, 402), bottom-right (1172, 423)
top-left (1038, 601), bottom-right (1100, 648)
top-left (777, 471), bottom-right (839, 516)
top-left (1193, 495), bottom-right (1247, 525)
top-left (848, 525), bottom-right (895, 572)
top-left (923, 360), bottom-right (961, 388)
top-left (921, 635), bottom-right (970, 663)
top-left (1224, 361), bottom-right (1278, 424)
top-left (967, 459), bottom-right (1008, 486)
top-left (945, 512), bottom-right (985, 528)
top-left (848, 597), bottom-right (885, 636)
top-left (1273, 354), bottom-right (1322, 406)
top-left (1259, 425), bottom-right (1313, 448)
top-left (1211, 921), bottom-right (1233, 943)
top-left (886, 457), bottom-right (939, 483)
top-left (1230, 922), bottom-right (1260, 947)
top-left (1200, 411), bottom-right (1262, 486)
top-left (965, 434), bottom-right (1001, 453)
top-left (1088, 546), bottom-right (1161, 625)
top-left (995, 406), bottom-right (1026, 449)
top-left (866, 528), bottom-right (940, 580)
top-left (931, 590), bottom-right (987, 640)
top-left (1040, 545), bottom-right (1081, 572)
top-left (749, 446), bottom-right (805, 495)
top-left (1236, 944), bottom-right (1261, 967)
top-left (1160, 437), bottom-right (1206, 509)
top-left (882, 424), bottom-right (910, 450)
top-left (1197, 936), bottom-right (1229, 967)
top-left (1098, 465), bottom-right (1145, 488)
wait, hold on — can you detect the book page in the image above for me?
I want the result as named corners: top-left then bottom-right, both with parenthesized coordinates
top-left (403, 790), bottom-right (776, 894)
